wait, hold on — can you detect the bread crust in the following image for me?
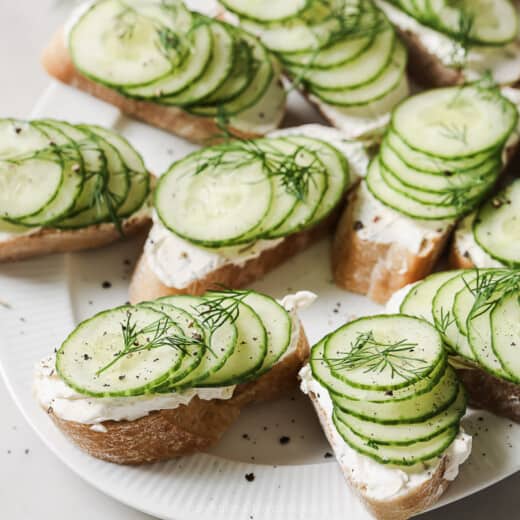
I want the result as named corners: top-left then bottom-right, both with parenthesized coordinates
top-left (331, 187), bottom-right (451, 304)
top-left (449, 238), bottom-right (475, 269)
top-left (42, 30), bottom-right (278, 144)
top-left (308, 390), bottom-right (451, 520)
top-left (129, 213), bottom-right (338, 303)
top-left (0, 212), bottom-right (151, 263)
top-left (45, 328), bottom-right (310, 464)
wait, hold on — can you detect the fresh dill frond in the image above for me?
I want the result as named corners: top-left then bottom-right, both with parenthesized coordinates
top-left (197, 288), bottom-right (250, 332)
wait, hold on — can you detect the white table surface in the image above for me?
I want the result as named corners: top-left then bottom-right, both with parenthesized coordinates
top-left (1, 2), bottom-right (519, 519)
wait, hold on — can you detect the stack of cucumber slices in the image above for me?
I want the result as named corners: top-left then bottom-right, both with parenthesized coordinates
top-left (465, 179), bottom-right (520, 267)
top-left (310, 315), bottom-right (466, 466)
top-left (221, 0), bottom-right (408, 110)
top-left (56, 289), bottom-right (294, 397)
top-left (155, 136), bottom-right (350, 247)
top-left (0, 118), bottom-right (149, 232)
top-left (400, 268), bottom-right (520, 382)
top-left (69, 0), bottom-right (284, 120)
top-left (367, 84), bottom-right (518, 220)
top-left (384, 0), bottom-right (519, 47)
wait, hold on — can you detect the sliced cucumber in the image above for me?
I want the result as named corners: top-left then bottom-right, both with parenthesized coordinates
top-left (335, 384), bottom-right (465, 445)
top-left (220, 0), bottom-right (309, 22)
top-left (0, 119), bottom-right (52, 159)
top-left (333, 413), bottom-right (458, 466)
top-left (324, 314), bottom-right (444, 391)
top-left (56, 305), bottom-right (185, 398)
top-left (473, 180), bottom-right (520, 268)
top-left (391, 86), bottom-right (518, 159)
top-left (332, 366), bottom-right (459, 424)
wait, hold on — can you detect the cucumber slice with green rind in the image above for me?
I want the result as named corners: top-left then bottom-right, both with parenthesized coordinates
top-left (0, 119), bottom-right (52, 159)
top-left (324, 314), bottom-right (445, 391)
top-left (311, 339), bottom-right (448, 402)
top-left (473, 180), bottom-right (520, 268)
top-left (335, 384), bottom-right (466, 445)
top-left (220, 0), bottom-right (310, 22)
top-left (333, 412), bottom-right (459, 466)
top-left (56, 305), bottom-right (186, 398)
top-left (332, 366), bottom-right (460, 423)
top-left (391, 86), bottom-right (518, 159)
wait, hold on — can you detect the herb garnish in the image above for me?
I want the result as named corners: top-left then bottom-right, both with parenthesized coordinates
top-left (325, 330), bottom-right (429, 382)
top-left (197, 288), bottom-right (250, 332)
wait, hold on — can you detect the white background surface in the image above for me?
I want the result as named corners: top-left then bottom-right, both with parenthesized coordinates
top-left (0, 1), bottom-right (519, 519)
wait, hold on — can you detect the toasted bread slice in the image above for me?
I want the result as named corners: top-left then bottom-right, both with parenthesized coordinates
top-left (332, 184), bottom-right (452, 304)
top-left (42, 30), bottom-right (283, 145)
top-left (0, 211), bottom-right (151, 263)
top-left (307, 389), bottom-right (455, 520)
top-left (129, 212), bottom-right (337, 303)
top-left (449, 235), bottom-right (477, 270)
top-left (44, 328), bottom-right (309, 465)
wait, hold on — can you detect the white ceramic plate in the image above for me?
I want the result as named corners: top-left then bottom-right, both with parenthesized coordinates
top-left (0, 82), bottom-right (519, 520)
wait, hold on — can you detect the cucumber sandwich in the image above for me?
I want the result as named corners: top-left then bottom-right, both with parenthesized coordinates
top-left (219, 0), bottom-right (410, 138)
top-left (0, 118), bottom-right (151, 262)
top-left (300, 314), bottom-right (471, 520)
top-left (42, 0), bottom-right (286, 144)
top-left (130, 128), bottom-right (361, 302)
top-left (388, 267), bottom-right (520, 423)
top-left (332, 82), bottom-right (520, 303)
top-left (376, 0), bottom-right (520, 87)
top-left (34, 288), bottom-right (315, 464)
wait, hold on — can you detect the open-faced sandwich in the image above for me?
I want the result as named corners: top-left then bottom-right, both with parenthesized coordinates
top-left (219, 0), bottom-right (410, 139)
top-left (332, 82), bottom-right (520, 303)
top-left (451, 178), bottom-right (520, 269)
top-left (300, 314), bottom-right (471, 520)
top-left (129, 125), bottom-right (371, 302)
top-left (388, 267), bottom-right (520, 423)
top-left (0, 118), bottom-right (151, 262)
top-left (34, 288), bottom-right (315, 463)
top-left (376, 0), bottom-right (520, 88)
top-left (43, 0), bottom-right (286, 144)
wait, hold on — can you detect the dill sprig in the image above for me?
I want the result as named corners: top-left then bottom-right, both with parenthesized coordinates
top-left (436, 122), bottom-right (468, 146)
top-left (96, 311), bottom-right (207, 376)
top-left (437, 307), bottom-right (455, 335)
top-left (325, 330), bottom-right (429, 382)
top-left (197, 288), bottom-right (250, 332)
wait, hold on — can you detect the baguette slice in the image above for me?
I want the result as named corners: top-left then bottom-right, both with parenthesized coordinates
top-left (306, 388), bottom-right (455, 520)
top-left (0, 211), bottom-right (151, 263)
top-left (44, 327), bottom-right (309, 465)
top-left (332, 183), bottom-right (452, 304)
top-left (129, 211), bottom-right (337, 303)
top-left (42, 29), bottom-right (284, 145)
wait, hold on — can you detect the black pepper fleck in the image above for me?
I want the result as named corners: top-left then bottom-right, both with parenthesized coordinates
top-left (279, 436), bottom-right (290, 445)
top-left (245, 473), bottom-right (255, 482)
top-left (102, 281), bottom-right (112, 289)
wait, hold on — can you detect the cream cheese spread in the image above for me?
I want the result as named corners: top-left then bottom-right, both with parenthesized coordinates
top-left (299, 364), bottom-right (472, 501)
top-left (376, 0), bottom-right (520, 85)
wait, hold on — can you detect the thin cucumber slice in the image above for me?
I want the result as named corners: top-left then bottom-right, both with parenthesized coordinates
top-left (385, 130), bottom-right (497, 175)
top-left (282, 33), bottom-right (374, 69)
top-left (366, 159), bottom-right (477, 220)
top-left (84, 125), bottom-right (150, 217)
top-left (139, 301), bottom-right (206, 386)
top-left (221, 0), bottom-right (309, 22)
top-left (283, 135), bottom-right (349, 223)
top-left (400, 270), bottom-right (463, 323)
top-left (311, 339), bottom-right (447, 402)
top-left (160, 21), bottom-right (235, 106)
top-left (197, 299), bottom-right (267, 386)
top-left (324, 314), bottom-right (444, 391)
top-left (124, 22), bottom-right (212, 98)
top-left (473, 180), bottom-right (520, 268)
top-left (333, 413), bottom-right (459, 466)
top-left (335, 384), bottom-right (466, 445)
top-left (310, 40), bottom-right (407, 106)
top-left (18, 122), bottom-right (84, 226)
top-left (391, 86), bottom-right (518, 159)
top-left (155, 295), bottom-right (237, 389)
top-left (0, 158), bottom-right (63, 220)
top-left (189, 33), bottom-right (274, 117)
top-left (491, 292), bottom-right (520, 382)
top-left (380, 140), bottom-right (500, 194)
top-left (56, 305), bottom-right (185, 398)
top-left (69, 0), bottom-right (177, 88)
top-left (332, 366), bottom-right (459, 423)
top-left (432, 271), bottom-right (478, 360)
top-left (290, 29), bottom-right (396, 91)
top-left (155, 148), bottom-right (272, 247)
top-left (0, 119), bottom-right (51, 159)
